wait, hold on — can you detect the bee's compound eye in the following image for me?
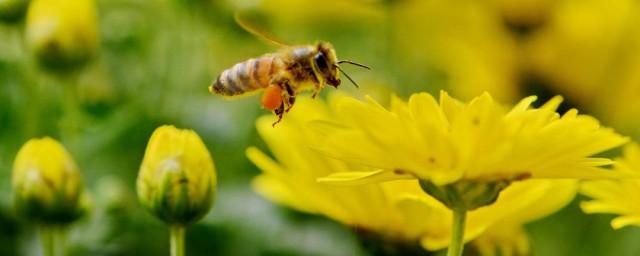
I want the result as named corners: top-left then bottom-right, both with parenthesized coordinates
top-left (314, 53), bottom-right (329, 71)
top-left (262, 85), bottom-right (283, 111)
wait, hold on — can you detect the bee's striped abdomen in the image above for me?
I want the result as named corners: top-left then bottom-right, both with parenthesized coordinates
top-left (209, 56), bottom-right (276, 96)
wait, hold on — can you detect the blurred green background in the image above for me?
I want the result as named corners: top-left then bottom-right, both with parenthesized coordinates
top-left (3, 0), bottom-right (640, 255)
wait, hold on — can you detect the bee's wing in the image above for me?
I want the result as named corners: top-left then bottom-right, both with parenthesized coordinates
top-left (234, 11), bottom-right (289, 48)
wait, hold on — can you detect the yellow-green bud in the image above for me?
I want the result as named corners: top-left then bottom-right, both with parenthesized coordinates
top-left (12, 137), bottom-right (86, 224)
top-left (25, 0), bottom-right (100, 72)
top-left (137, 125), bottom-right (217, 226)
top-left (0, 0), bottom-right (29, 23)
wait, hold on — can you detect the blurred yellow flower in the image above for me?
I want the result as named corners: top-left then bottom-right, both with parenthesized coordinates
top-left (315, 91), bottom-right (629, 187)
top-left (391, 0), bottom-right (520, 102)
top-left (25, 0), bottom-right (100, 71)
top-left (137, 125), bottom-right (216, 226)
top-left (248, 96), bottom-right (578, 254)
top-left (581, 142), bottom-right (640, 229)
top-left (12, 137), bottom-right (87, 224)
top-left (526, 0), bottom-right (640, 137)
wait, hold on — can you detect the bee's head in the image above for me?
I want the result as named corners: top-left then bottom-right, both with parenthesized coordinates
top-left (312, 41), bottom-right (371, 89)
top-left (312, 42), bottom-right (341, 88)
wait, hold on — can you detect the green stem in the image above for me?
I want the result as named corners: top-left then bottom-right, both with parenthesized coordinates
top-left (446, 206), bottom-right (467, 256)
top-left (39, 225), bottom-right (55, 256)
top-left (170, 225), bottom-right (186, 256)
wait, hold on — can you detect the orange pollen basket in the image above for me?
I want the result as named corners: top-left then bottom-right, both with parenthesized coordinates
top-left (261, 85), bottom-right (283, 111)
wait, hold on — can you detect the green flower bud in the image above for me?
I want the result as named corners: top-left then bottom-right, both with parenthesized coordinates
top-left (137, 125), bottom-right (217, 226)
top-left (25, 0), bottom-right (100, 72)
top-left (12, 137), bottom-right (86, 224)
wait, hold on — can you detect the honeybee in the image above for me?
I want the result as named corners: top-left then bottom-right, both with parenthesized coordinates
top-left (209, 15), bottom-right (370, 126)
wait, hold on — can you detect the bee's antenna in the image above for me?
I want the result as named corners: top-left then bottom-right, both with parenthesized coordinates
top-left (335, 60), bottom-right (371, 89)
top-left (335, 65), bottom-right (359, 88)
top-left (337, 60), bottom-right (371, 70)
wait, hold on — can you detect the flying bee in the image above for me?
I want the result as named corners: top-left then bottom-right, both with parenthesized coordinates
top-left (209, 14), bottom-right (371, 126)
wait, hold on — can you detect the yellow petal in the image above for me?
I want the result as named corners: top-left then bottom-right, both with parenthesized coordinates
top-left (540, 95), bottom-right (563, 111)
top-left (611, 215), bottom-right (640, 229)
top-left (252, 175), bottom-right (317, 214)
top-left (317, 170), bottom-right (415, 185)
top-left (439, 90), bottom-right (465, 122)
top-left (409, 92), bottom-right (449, 135)
top-left (507, 95), bottom-right (538, 115)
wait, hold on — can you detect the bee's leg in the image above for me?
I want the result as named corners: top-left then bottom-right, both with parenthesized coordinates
top-left (311, 82), bottom-right (323, 99)
top-left (283, 82), bottom-right (296, 112)
top-left (272, 102), bottom-right (285, 126)
top-left (283, 81), bottom-right (294, 96)
top-left (286, 96), bottom-right (296, 112)
top-left (281, 92), bottom-right (292, 110)
top-left (284, 96), bottom-right (295, 112)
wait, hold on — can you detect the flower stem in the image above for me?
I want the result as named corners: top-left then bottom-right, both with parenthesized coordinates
top-left (447, 206), bottom-right (467, 256)
top-left (170, 225), bottom-right (186, 256)
top-left (39, 225), bottom-right (55, 256)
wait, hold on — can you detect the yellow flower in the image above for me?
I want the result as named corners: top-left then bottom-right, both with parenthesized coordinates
top-left (315, 91), bottom-right (629, 188)
top-left (581, 142), bottom-right (640, 229)
top-left (25, 0), bottom-right (100, 71)
top-left (248, 96), bottom-right (578, 253)
top-left (12, 137), bottom-right (86, 224)
top-left (137, 125), bottom-right (216, 226)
